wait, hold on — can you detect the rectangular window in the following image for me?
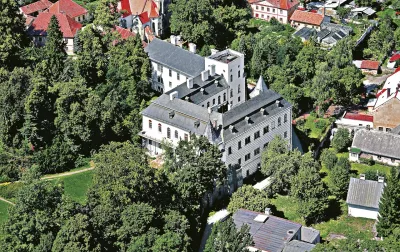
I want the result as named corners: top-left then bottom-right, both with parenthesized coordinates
top-left (238, 96), bottom-right (241, 102)
top-left (273, 8), bottom-right (275, 13)
top-left (169, 69), bottom-right (172, 77)
top-left (184, 134), bottom-right (188, 141)
top-left (157, 64), bottom-right (162, 72)
top-left (280, 10), bottom-right (283, 14)
top-left (256, 5), bottom-right (259, 10)
top-left (267, 7), bottom-right (270, 12)
top-left (238, 158), bottom-right (241, 165)
top-left (261, 6), bottom-right (264, 11)
top-left (263, 126), bottom-right (269, 134)
top-left (245, 136), bottom-right (251, 145)
top-left (238, 71), bottom-right (240, 78)
top-left (177, 72), bottom-right (180, 80)
top-left (386, 128), bottom-right (391, 132)
top-left (264, 142), bottom-right (268, 149)
top-left (254, 148), bottom-right (260, 156)
top-left (284, 131), bottom-right (287, 138)
top-left (169, 82), bottom-right (172, 87)
top-left (379, 127), bottom-right (383, 131)
top-left (230, 75), bottom-right (233, 82)
top-left (149, 139), bottom-right (152, 145)
top-left (228, 147), bottom-right (232, 155)
top-left (245, 153), bottom-right (251, 161)
top-left (238, 141), bottom-right (242, 150)
top-left (254, 131), bottom-right (260, 139)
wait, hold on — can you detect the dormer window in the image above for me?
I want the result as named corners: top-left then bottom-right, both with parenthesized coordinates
top-left (169, 111), bottom-right (175, 119)
top-left (194, 120), bottom-right (200, 128)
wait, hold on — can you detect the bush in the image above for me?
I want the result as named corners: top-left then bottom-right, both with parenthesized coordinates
top-left (332, 128), bottom-right (352, 152)
top-left (364, 170), bottom-right (386, 181)
top-left (315, 119), bottom-right (327, 130)
top-left (359, 157), bottom-right (375, 166)
top-left (227, 185), bottom-right (271, 213)
top-left (0, 183), bottom-right (23, 200)
top-left (320, 149), bottom-right (338, 170)
top-left (34, 137), bottom-right (78, 174)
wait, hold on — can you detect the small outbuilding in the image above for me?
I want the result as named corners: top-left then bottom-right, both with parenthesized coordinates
top-left (346, 175), bottom-right (385, 220)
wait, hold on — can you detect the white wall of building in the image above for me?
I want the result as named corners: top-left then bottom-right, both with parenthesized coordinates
top-left (348, 204), bottom-right (379, 220)
top-left (151, 61), bottom-right (188, 93)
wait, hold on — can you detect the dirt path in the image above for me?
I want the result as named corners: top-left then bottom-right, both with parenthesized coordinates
top-left (41, 167), bottom-right (94, 180)
top-left (0, 197), bottom-right (15, 206)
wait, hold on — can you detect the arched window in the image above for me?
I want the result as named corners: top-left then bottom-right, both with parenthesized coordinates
top-left (175, 130), bottom-right (178, 139)
top-left (167, 128), bottom-right (171, 138)
top-left (223, 93), bottom-right (226, 102)
top-left (158, 123), bottom-right (162, 132)
top-left (207, 102), bottom-right (210, 108)
top-left (284, 113), bottom-right (288, 123)
top-left (213, 98), bottom-right (216, 105)
top-left (218, 96), bottom-right (221, 104)
top-left (149, 120), bottom-right (152, 129)
top-left (278, 117), bottom-right (281, 126)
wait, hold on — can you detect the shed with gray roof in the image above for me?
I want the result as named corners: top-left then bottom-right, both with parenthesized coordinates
top-left (283, 240), bottom-right (316, 252)
top-left (144, 38), bottom-right (205, 77)
top-left (346, 177), bottom-right (385, 219)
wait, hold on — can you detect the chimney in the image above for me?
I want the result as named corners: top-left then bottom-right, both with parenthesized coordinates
top-left (378, 176), bottom-right (385, 183)
top-left (276, 100), bottom-right (281, 108)
top-left (360, 174), bottom-right (365, 180)
top-left (264, 208), bottom-right (271, 216)
top-left (211, 49), bottom-right (219, 55)
top-left (169, 91), bottom-right (178, 100)
top-left (245, 116), bottom-right (251, 124)
top-left (229, 125), bottom-right (235, 133)
top-left (200, 88), bottom-right (205, 94)
top-left (185, 96), bottom-right (190, 102)
top-left (187, 78), bottom-right (194, 89)
top-left (387, 88), bottom-right (391, 97)
top-left (208, 64), bottom-right (216, 76)
top-left (188, 43), bottom-right (196, 53)
top-left (201, 70), bottom-right (209, 81)
top-left (169, 111), bottom-right (175, 118)
top-left (260, 108), bottom-right (266, 115)
top-left (170, 35), bottom-right (176, 45)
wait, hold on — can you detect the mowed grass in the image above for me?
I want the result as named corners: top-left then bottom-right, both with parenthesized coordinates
top-left (49, 170), bottom-right (94, 205)
top-left (270, 195), bottom-right (303, 224)
top-left (0, 200), bottom-right (10, 226)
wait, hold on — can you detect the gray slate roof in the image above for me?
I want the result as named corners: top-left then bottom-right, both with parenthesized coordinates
top-left (346, 177), bottom-right (384, 208)
top-left (283, 240), bottom-right (316, 252)
top-left (232, 209), bottom-right (302, 252)
top-left (223, 90), bottom-right (291, 142)
top-left (392, 124), bottom-right (400, 135)
top-left (141, 94), bottom-right (210, 135)
top-left (165, 74), bottom-right (229, 105)
top-left (352, 129), bottom-right (400, 159)
top-left (300, 226), bottom-right (319, 243)
top-left (293, 27), bottom-right (316, 40)
top-left (144, 38), bottom-right (205, 77)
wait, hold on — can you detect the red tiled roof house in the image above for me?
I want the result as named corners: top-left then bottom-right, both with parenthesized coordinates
top-left (247, 0), bottom-right (300, 24)
top-left (118, 0), bottom-right (163, 39)
top-left (28, 13), bottom-right (82, 54)
top-left (47, 0), bottom-right (89, 23)
top-left (20, 0), bottom-right (52, 17)
top-left (353, 60), bottom-right (380, 75)
top-left (290, 9), bottom-right (325, 31)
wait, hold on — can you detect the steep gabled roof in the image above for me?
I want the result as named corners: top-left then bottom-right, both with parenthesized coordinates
top-left (138, 11), bottom-right (150, 24)
top-left (20, 0), bottom-right (52, 15)
top-left (28, 12), bottom-right (82, 38)
top-left (290, 10), bottom-right (324, 26)
top-left (48, 0), bottom-right (87, 18)
top-left (346, 177), bottom-right (384, 208)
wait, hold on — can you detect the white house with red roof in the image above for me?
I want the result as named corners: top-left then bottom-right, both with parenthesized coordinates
top-left (336, 112), bottom-right (373, 131)
top-left (28, 13), bottom-right (82, 54)
top-left (353, 60), bottom-right (380, 75)
top-left (248, 0), bottom-right (299, 24)
top-left (20, 0), bottom-right (52, 17)
top-left (47, 0), bottom-right (89, 23)
top-left (118, 0), bottom-right (169, 40)
top-left (290, 9), bottom-right (327, 30)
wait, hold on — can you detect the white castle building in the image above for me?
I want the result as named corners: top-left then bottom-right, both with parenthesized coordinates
top-left (140, 38), bottom-right (292, 189)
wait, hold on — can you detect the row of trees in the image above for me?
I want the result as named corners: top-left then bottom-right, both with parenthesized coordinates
top-left (2, 136), bottom-right (228, 251)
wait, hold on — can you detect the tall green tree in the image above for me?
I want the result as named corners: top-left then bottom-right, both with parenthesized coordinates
top-left (204, 218), bottom-right (253, 252)
top-left (41, 15), bottom-right (67, 82)
top-left (0, 0), bottom-right (29, 69)
top-left (227, 185), bottom-right (271, 213)
top-left (332, 128), bottom-right (352, 152)
top-left (377, 168), bottom-right (400, 237)
top-left (329, 157), bottom-right (350, 199)
top-left (320, 149), bottom-right (337, 170)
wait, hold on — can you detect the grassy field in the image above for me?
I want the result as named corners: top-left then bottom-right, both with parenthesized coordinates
top-left (271, 195), bottom-right (375, 240)
top-left (49, 170), bottom-right (94, 205)
top-left (0, 200), bottom-right (10, 226)
top-left (377, 9), bottom-right (400, 27)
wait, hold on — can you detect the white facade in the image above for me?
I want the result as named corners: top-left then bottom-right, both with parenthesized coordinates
top-left (250, 0), bottom-right (298, 24)
top-left (151, 61), bottom-right (189, 93)
top-left (205, 50), bottom-right (246, 108)
top-left (348, 204), bottom-right (379, 220)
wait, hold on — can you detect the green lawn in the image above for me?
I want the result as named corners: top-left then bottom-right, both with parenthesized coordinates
top-left (300, 116), bottom-right (331, 140)
top-left (49, 170), bottom-right (94, 205)
top-left (270, 195), bottom-right (303, 224)
top-left (0, 201), bottom-right (10, 226)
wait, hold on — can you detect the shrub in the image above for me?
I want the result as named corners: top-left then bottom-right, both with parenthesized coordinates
top-left (364, 170), bottom-right (386, 181)
top-left (359, 157), bottom-right (375, 166)
top-left (320, 149), bottom-right (338, 170)
top-left (332, 128), bottom-right (352, 152)
top-left (315, 119), bottom-right (327, 130)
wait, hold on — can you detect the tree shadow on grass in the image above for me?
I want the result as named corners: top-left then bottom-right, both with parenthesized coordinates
top-left (269, 204), bottom-right (286, 219)
top-left (323, 198), bottom-right (343, 222)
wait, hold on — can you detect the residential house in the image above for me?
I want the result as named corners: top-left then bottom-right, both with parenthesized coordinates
top-left (118, 0), bottom-right (169, 39)
top-left (335, 112), bottom-right (373, 131)
top-left (349, 129), bottom-right (400, 166)
top-left (232, 209), bottom-right (320, 252)
top-left (140, 45), bottom-right (292, 187)
top-left (346, 175), bottom-right (385, 220)
top-left (351, 7), bottom-right (376, 19)
top-left (352, 60), bottom-right (380, 75)
top-left (28, 13), bottom-right (82, 54)
top-left (290, 9), bottom-right (329, 31)
top-left (368, 72), bottom-right (400, 130)
top-left (47, 0), bottom-right (89, 23)
top-left (248, 0), bottom-right (300, 24)
top-left (144, 38), bottom-right (205, 93)
top-left (20, 0), bottom-right (52, 17)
